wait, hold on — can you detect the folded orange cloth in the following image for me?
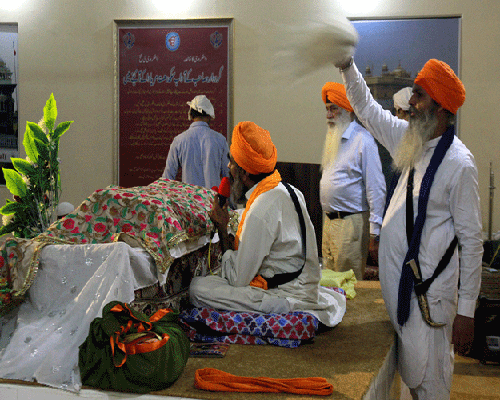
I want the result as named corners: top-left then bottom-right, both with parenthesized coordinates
top-left (194, 368), bottom-right (333, 396)
top-left (249, 275), bottom-right (268, 290)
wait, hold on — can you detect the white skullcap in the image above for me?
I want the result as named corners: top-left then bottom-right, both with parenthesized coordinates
top-left (56, 202), bottom-right (75, 217)
top-left (393, 87), bottom-right (413, 111)
top-left (187, 95), bottom-right (215, 120)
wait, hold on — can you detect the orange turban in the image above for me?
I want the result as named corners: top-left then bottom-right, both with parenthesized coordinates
top-left (230, 121), bottom-right (277, 175)
top-left (414, 59), bottom-right (465, 114)
top-left (321, 82), bottom-right (353, 113)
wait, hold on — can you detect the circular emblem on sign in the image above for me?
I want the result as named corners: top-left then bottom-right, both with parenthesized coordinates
top-left (166, 32), bottom-right (180, 51)
top-left (210, 31), bottom-right (223, 49)
top-left (122, 32), bottom-right (135, 49)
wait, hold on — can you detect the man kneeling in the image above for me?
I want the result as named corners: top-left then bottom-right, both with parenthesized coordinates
top-left (190, 121), bottom-right (345, 327)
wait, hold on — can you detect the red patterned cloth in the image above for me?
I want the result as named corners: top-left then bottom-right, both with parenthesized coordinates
top-left (40, 179), bottom-right (215, 273)
top-left (180, 307), bottom-right (319, 348)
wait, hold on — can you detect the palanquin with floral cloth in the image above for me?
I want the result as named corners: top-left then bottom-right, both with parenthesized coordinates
top-left (0, 179), bottom-right (225, 391)
top-left (0, 179), bottom-right (223, 315)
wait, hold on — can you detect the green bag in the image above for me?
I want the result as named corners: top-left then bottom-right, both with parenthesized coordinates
top-left (78, 300), bottom-right (190, 393)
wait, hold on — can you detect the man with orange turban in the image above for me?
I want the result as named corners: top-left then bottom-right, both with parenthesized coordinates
top-left (320, 82), bottom-right (386, 280)
top-left (189, 121), bottom-right (346, 328)
top-left (336, 57), bottom-right (482, 400)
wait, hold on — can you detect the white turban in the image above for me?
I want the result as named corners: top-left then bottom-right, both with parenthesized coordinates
top-left (393, 87), bottom-right (412, 111)
top-left (187, 95), bottom-right (215, 120)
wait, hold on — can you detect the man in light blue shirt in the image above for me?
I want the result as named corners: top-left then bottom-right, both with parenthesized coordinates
top-left (320, 82), bottom-right (386, 280)
top-left (162, 95), bottom-right (229, 189)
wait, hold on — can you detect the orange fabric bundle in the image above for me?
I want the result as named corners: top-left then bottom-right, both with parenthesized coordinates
top-left (234, 169), bottom-right (281, 250)
top-left (249, 274), bottom-right (268, 290)
top-left (230, 121), bottom-right (277, 175)
top-left (194, 368), bottom-right (333, 396)
top-left (321, 82), bottom-right (354, 112)
top-left (414, 59), bottom-right (465, 114)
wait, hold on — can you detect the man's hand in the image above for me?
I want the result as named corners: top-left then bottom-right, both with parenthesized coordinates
top-left (368, 235), bottom-right (379, 265)
top-left (452, 314), bottom-right (475, 356)
top-left (209, 195), bottom-right (230, 233)
top-left (209, 195), bottom-right (234, 252)
top-left (335, 56), bottom-right (353, 70)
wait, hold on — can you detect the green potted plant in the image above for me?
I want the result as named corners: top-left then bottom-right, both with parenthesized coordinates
top-left (0, 93), bottom-right (73, 238)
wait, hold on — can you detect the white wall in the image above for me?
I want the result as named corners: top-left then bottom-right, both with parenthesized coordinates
top-left (1, 0), bottom-right (499, 234)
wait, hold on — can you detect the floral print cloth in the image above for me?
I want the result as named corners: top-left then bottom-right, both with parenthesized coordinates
top-left (0, 179), bottom-right (217, 315)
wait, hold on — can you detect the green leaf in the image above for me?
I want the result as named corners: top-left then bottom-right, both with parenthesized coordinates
top-left (50, 140), bottom-right (59, 169)
top-left (3, 168), bottom-right (27, 197)
top-left (0, 221), bottom-right (20, 237)
top-left (43, 93), bottom-right (57, 131)
top-left (0, 201), bottom-right (22, 215)
top-left (53, 121), bottom-right (73, 140)
top-left (23, 124), bottom-right (39, 163)
top-left (26, 121), bottom-right (48, 144)
top-left (11, 158), bottom-right (35, 176)
top-left (34, 138), bottom-right (50, 162)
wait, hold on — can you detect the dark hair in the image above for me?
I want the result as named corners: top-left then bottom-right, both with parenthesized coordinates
top-left (444, 109), bottom-right (456, 126)
top-left (232, 161), bottom-right (274, 183)
top-left (248, 170), bottom-right (275, 183)
top-left (431, 99), bottom-right (456, 126)
top-left (189, 107), bottom-right (208, 119)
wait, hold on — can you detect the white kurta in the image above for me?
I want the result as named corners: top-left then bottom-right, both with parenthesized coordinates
top-left (341, 63), bottom-right (483, 390)
top-left (190, 182), bottom-right (346, 327)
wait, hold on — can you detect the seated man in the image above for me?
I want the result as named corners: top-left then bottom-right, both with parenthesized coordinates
top-left (190, 121), bottom-right (345, 327)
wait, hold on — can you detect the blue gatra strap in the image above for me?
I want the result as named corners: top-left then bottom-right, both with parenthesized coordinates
top-left (393, 126), bottom-right (456, 326)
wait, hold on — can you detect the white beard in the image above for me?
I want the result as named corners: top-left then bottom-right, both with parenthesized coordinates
top-left (392, 109), bottom-right (438, 172)
top-left (321, 111), bottom-right (351, 170)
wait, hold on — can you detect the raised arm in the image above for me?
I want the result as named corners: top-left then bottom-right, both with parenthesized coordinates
top-left (337, 59), bottom-right (408, 156)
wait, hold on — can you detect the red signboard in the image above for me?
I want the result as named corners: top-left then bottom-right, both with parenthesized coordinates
top-left (117, 21), bottom-right (232, 187)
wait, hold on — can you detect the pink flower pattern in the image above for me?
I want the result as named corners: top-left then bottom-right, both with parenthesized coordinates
top-left (0, 179), bottom-right (218, 313)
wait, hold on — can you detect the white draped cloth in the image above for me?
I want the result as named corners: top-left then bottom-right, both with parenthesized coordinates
top-left (0, 242), bottom-right (162, 392)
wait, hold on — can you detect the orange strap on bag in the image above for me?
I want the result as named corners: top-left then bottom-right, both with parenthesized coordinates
top-left (194, 368), bottom-right (333, 396)
top-left (109, 304), bottom-right (171, 367)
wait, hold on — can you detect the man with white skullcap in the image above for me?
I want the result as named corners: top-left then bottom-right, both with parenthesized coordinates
top-left (162, 95), bottom-right (229, 189)
top-left (336, 55), bottom-right (482, 399)
top-left (393, 87), bottom-right (413, 121)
